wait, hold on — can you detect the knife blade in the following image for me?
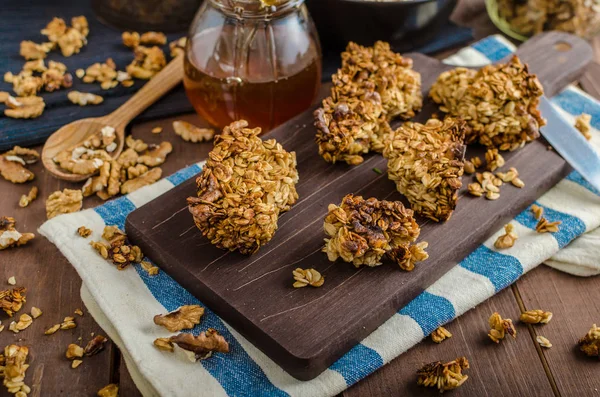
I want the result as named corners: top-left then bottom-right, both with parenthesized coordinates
top-left (539, 96), bottom-right (600, 193)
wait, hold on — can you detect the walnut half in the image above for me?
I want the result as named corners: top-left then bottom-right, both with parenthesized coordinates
top-left (153, 305), bottom-right (204, 332)
top-left (170, 328), bottom-right (229, 361)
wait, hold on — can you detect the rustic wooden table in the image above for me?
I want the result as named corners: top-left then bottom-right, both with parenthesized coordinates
top-left (2, 2), bottom-right (600, 395)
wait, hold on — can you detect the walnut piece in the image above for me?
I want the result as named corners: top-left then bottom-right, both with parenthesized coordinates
top-left (169, 37), bottom-right (187, 58)
top-left (120, 167), bottom-right (162, 194)
top-left (140, 260), bottom-right (160, 275)
top-left (520, 309), bottom-right (553, 324)
top-left (0, 287), bottom-right (27, 317)
top-left (314, 41), bottom-right (422, 165)
top-left (97, 384), bottom-right (119, 397)
top-left (42, 61), bottom-right (73, 92)
top-left (77, 226), bottom-right (92, 238)
top-left (494, 223), bottom-right (518, 249)
top-left (417, 356), bottom-right (469, 393)
top-left (153, 338), bottom-right (174, 352)
top-left (0, 217), bottom-right (35, 251)
top-left (140, 31), bottom-right (167, 45)
top-left (153, 305), bottom-right (205, 332)
top-left (579, 324), bottom-right (600, 357)
top-left (173, 121), bottom-right (215, 143)
top-left (575, 113), bottom-right (592, 140)
top-left (292, 268), bottom-right (324, 288)
top-left (126, 46), bottom-right (166, 79)
top-left (137, 142), bottom-right (172, 167)
top-left (126, 164), bottom-right (149, 180)
top-left (188, 120), bottom-right (299, 254)
top-left (65, 344), bottom-right (84, 360)
top-left (125, 135), bottom-right (148, 153)
top-left (4, 146), bottom-right (39, 164)
top-left (122, 31), bottom-right (140, 48)
top-left (68, 91), bottom-right (104, 106)
top-left (20, 41), bottom-right (53, 60)
top-left (84, 335), bottom-right (108, 356)
top-left (384, 118), bottom-right (467, 222)
top-left (46, 189), bottom-right (83, 219)
top-left (18, 186), bottom-right (38, 208)
top-left (536, 217), bottom-right (561, 233)
top-left (170, 328), bottom-right (229, 361)
top-left (323, 194), bottom-right (421, 268)
top-left (4, 95), bottom-right (45, 119)
top-left (82, 161), bottom-right (111, 197)
top-left (0, 156), bottom-right (35, 183)
top-left (430, 326), bottom-right (452, 343)
top-left (430, 56), bottom-right (545, 151)
top-left (41, 16), bottom-right (88, 57)
top-left (488, 312), bottom-right (517, 343)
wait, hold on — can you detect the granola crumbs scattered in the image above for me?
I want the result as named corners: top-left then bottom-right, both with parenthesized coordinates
top-left (97, 384), bottom-right (119, 397)
top-left (67, 91), bottom-right (104, 106)
top-left (536, 217), bottom-right (561, 233)
top-left (153, 337), bottom-right (174, 352)
top-left (140, 32), bottom-right (167, 45)
top-left (7, 277), bottom-right (16, 286)
top-left (30, 307), bottom-right (42, 319)
top-left (71, 359), bottom-right (83, 369)
top-left (172, 120), bottom-right (215, 143)
top-left (520, 309), bottom-right (553, 324)
top-left (77, 226), bottom-right (92, 238)
top-left (494, 223), bottom-right (518, 249)
top-left (1, 345), bottom-right (30, 396)
top-left (120, 167), bottom-right (162, 194)
top-left (170, 328), bottom-right (230, 361)
top-left (140, 260), bottom-right (159, 276)
top-left (46, 189), bottom-right (83, 219)
top-left (292, 268), bottom-right (325, 288)
top-left (122, 31), bottom-right (140, 48)
top-left (485, 148), bottom-right (505, 172)
top-left (18, 186), bottom-right (38, 208)
top-left (154, 305), bottom-right (204, 332)
top-left (574, 113), bottom-right (592, 140)
top-left (0, 217), bottom-right (35, 251)
top-left (417, 356), bottom-right (470, 393)
top-left (323, 194), bottom-right (421, 268)
top-left (579, 324), bottom-right (600, 357)
top-left (90, 226), bottom-right (143, 270)
top-left (430, 326), bottom-right (452, 343)
top-left (488, 312), bottom-right (517, 343)
top-left (384, 118), bottom-right (467, 222)
top-left (188, 120), bottom-right (299, 254)
top-left (65, 344), bottom-right (84, 360)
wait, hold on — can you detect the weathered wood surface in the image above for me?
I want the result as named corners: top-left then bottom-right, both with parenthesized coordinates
top-left (124, 32), bottom-right (590, 380)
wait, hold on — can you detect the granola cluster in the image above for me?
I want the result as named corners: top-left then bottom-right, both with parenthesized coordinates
top-left (468, 165), bottom-right (524, 201)
top-left (430, 56), bottom-right (545, 151)
top-left (579, 324), bottom-right (600, 357)
top-left (488, 312), bottom-right (517, 343)
top-left (574, 113), bottom-right (592, 140)
top-left (430, 326), bottom-right (452, 343)
top-left (0, 287), bottom-right (27, 317)
top-left (0, 345), bottom-right (31, 396)
top-left (323, 194), bottom-right (423, 268)
top-left (0, 146), bottom-right (39, 184)
top-left (497, 0), bottom-right (600, 38)
top-left (314, 41), bottom-right (422, 165)
top-left (90, 226), bottom-right (144, 270)
top-left (417, 356), bottom-right (470, 393)
top-left (384, 118), bottom-right (467, 222)
top-left (188, 120), bottom-right (299, 255)
top-left (0, 217), bottom-right (35, 251)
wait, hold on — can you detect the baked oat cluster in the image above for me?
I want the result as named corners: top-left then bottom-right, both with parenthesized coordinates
top-left (384, 118), bottom-right (467, 222)
top-left (497, 0), bottom-right (600, 38)
top-left (417, 356), bottom-right (470, 393)
top-left (188, 120), bottom-right (299, 255)
top-left (430, 56), bottom-right (545, 151)
top-left (314, 41), bottom-right (422, 165)
top-left (323, 194), bottom-right (423, 269)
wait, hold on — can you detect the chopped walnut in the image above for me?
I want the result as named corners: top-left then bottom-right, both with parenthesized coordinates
top-left (1, 345), bottom-right (30, 396)
top-left (536, 217), bottom-right (561, 233)
top-left (10, 71), bottom-right (44, 97)
top-left (42, 61), bottom-right (73, 92)
top-left (125, 135), bottom-right (148, 153)
top-left (82, 59), bottom-right (118, 89)
top-left (430, 326), bottom-right (452, 343)
top-left (4, 146), bottom-right (39, 165)
top-left (137, 141), bottom-right (172, 167)
top-left (520, 309), bottom-right (553, 324)
top-left (4, 95), bottom-right (45, 119)
top-left (488, 312), bottom-right (517, 343)
top-left (0, 217), bottom-right (35, 251)
top-left (140, 260), bottom-right (159, 275)
top-left (23, 59), bottom-right (47, 73)
top-left (53, 147), bottom-right (110, 175)
top-left (122, 31), bottom-right (140, 48)
top-left (20, 41), bottom-right (53, 60)
top-left (30, 307), bottom-right (42, 319)
top-left (140, 31), bottom-right (167, 45)
top-left (494, 223), bottom-right (518, 249)
top-left (173, 121), bottom-right (215, 143)
top-left (430, 56), bottom-right (545, 151)
top-left (315, 41), bottom-right (422, 165)
top-left (65, 344), bottom-right (84, 360)
top-left (292, 268), bottom-right (325, 288)
top-left (120, 167), bottom-right (162, 194)
top-left (82, 161), bottom-right (111, 197)
top-left (153, 305), bottom-right (204, 332)
top-left (41, 16), bottom-right (88, 57)
top-left (169, 37), bottom-right (187, 58)
top-left (531, 204), bottom-right (544, 220)
top-left (384, 118), bottom-right (467, 221)
top-left (575, 113), bottom-right (592, 140)
top-left (106, 161), bottom-right (122, 198)
top-left (0, 287), bottom-right (27, 317)
top-left (323, 194), bottom-right (420, 268)
top-left (126, 164), bottom-right (149, 180)
top-left (153, 337), bottom-right (174, 352)
top-left (126, 46), bottom-right (166, 79)
top-left (170, 328), bottom-right (230, 361)
top-left (579, 324), bottom-right (600, 357)
top-left (417, 356), bottom-right (470, 393)
top-left (188, 120), bottom-right (299, 254)
top-left (68, 91), bottom-right (104, 106)
top-left (72, 16), bottom-right (89, 37)
top-left (97, 384), bottom-right (119, 397)
top-left (18, 186), bottom-right (38, 208)
top-left (485, 148), bottom-right (505, 172)
top-left (77, 226), bottom-right (92, 238)
top-left (46, 189), bottom-right (83, 219)
top-left (0, 153), bottom-right (35, 183)
top-left (84, 335), bottom-right (108, 356)
top-left (91, 226), bottom-right (143, 270)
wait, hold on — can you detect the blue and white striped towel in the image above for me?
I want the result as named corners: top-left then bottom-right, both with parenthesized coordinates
top-left (39, 35), bottom-right (600, 397)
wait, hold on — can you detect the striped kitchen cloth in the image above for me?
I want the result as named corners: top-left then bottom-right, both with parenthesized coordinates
top-left (39, 35), bottom-right (600, 397)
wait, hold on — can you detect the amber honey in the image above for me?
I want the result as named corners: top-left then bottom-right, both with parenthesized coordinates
top-left (183, 26), bottom-right (322, 132)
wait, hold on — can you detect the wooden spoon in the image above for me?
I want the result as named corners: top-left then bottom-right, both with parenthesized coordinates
top-left (42, 55), bottom-right (184, 182)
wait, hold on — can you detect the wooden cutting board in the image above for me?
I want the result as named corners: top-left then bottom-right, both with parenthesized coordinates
top-left (126, 32), bottom-right (592, 380)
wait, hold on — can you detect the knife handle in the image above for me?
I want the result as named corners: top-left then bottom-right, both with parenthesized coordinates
top-left (512, 32), bottom-right (593, 98)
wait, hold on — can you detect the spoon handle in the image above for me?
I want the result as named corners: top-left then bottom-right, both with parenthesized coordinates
top-left (108, 55), bottom-right (185, 127)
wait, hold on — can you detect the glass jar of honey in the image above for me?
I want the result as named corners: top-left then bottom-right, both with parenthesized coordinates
top-left (184, 0), bottom-right (322, 132)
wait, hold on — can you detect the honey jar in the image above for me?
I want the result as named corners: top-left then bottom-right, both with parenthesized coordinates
top-left (184, 0), bottom-right (322, 132)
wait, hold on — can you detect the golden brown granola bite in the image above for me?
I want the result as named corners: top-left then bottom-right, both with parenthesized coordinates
top-left (430, 56), bottom-right (545, 151)
top-left (314, 41), bottom-right (422, 165)
top-left (323, 194), bottom-right (421, 268)
top-left (384, 118), bottom-right (467, 222)
top-left (187, 120), bottom-right (299, 255)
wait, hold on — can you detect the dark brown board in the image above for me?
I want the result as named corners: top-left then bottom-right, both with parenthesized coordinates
top-left (125, 32), bottom-right (591, 380)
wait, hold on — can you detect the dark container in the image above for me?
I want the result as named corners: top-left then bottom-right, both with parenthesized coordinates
top-left (305, 0), bottom-right (458, 52)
